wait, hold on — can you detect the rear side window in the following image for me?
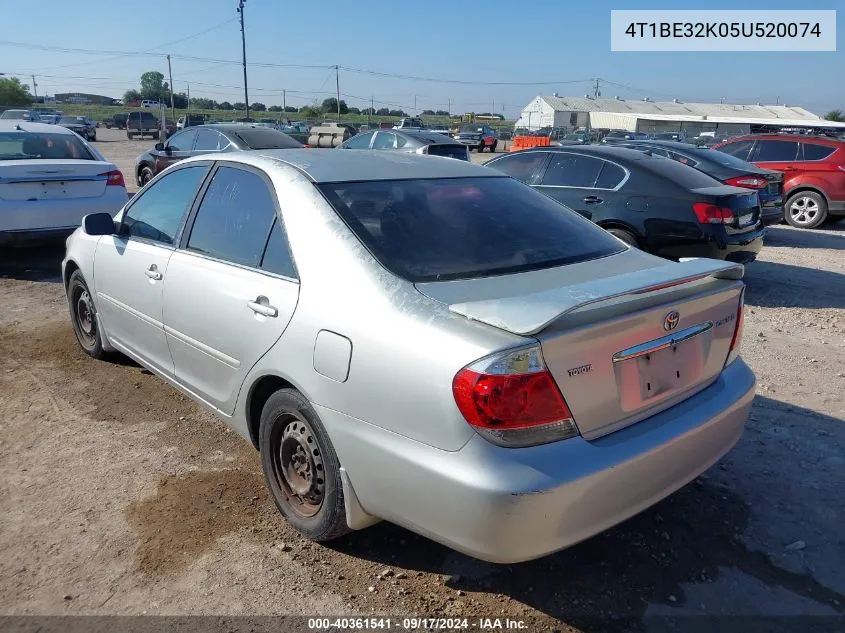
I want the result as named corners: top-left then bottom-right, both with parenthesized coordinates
top-left (595, 162), bottom-right (626, 189)
top-left (487, 152), bottom-right (547, 184)
top-left (755, 140), bottom-right (799, 162)
top-left (372, 132), bottom-right (396, 150)
top-left (641, 155), bottom-right (723, 189)
top-left (187, 166), bottom-right (277, 267)
top-left (318, 177), bottom-right (625, 282)
top-left (193, 128), bottom-right (220, 151)
top-left (344, 132), bottom-right (374, 149)
top-left (802, 143), bottom-right (836, 161)
top-left (231, 128), bottom-right (302, 149)
top-left (542, 153), bottom-right (604, 187)
top-left (261, 219), bottom-right (297, 279)
top-left (718, 140), bottom-right (754, 161)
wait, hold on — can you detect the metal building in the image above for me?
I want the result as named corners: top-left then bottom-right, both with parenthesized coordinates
top-left (515, 94), bottom-right (845, 135)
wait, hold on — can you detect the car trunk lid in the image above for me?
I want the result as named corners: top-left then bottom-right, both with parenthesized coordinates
top-left (417, 254), bottom-right (745, 440)
top-left (0, 160), bottom-right (114, 201)
top-left (692, 185), bottom-right (761, 232)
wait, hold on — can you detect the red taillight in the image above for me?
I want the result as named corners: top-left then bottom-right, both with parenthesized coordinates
top-left (452, 345), bottom-right (579, 447)
top-left (100, 170), bottom-right (125, 187)
top-left (726, 288), bottom-right (745, 366)
top-left (693, 202), bottom-right (735, 225)
top-left (724, 175), bottom-right (768, 189)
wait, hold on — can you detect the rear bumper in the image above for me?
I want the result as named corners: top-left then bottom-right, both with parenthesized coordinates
top-left (760, 205), bottom-right (784, 226)
top-left (319, 358), bottom-right (755, 563)
top-left (0, 189), bottom-right (128, 235)
top-left (654, 225), bottom-right (765, 264)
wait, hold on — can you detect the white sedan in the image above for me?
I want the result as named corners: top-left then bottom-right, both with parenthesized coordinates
top-left (0, 121), bottom-right (128, 245)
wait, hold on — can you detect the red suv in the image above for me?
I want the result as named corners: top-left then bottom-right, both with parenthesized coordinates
top-left (713, 134), bottom-right (845, 229)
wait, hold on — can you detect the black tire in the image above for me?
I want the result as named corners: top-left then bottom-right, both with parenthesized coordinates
top-left (785, 191), bottom-right (828, 229)
top-left (607, 228), bottom-right (639, 247)
top-left (127, 132), bottom-right (134, 140)
top-left (89, 132), bottom-right (96, 142)
top-left (138, 166), bottom-right (154, 187)
top-left (490, 141), bottom-right (497, 153)
top-left (67, 270), bottom-right (108, 359)
top-left (259, 388), bottom-right (350, 542)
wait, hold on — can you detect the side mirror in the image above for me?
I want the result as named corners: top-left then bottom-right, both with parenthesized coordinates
top-left (164, 145), bottom-right (173, 155)
top-left (154, 142), bottom-right (165, 151)
top-left (82, 213), bottom-right (116, 236)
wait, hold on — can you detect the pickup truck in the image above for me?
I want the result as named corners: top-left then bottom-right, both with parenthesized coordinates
top-left (126, 111), bottom-right (162, 140)
top-left (393, 117), bottom-right (425, 130)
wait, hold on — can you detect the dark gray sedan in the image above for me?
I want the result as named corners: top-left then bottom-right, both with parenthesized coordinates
top-left (340, 129), bottom-right (469, 160)
top-left (58, 116), bottom-right (96, 141)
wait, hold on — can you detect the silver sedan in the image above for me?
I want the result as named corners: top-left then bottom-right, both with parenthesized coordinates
top-left (62, 150), bottom-right (755, 563)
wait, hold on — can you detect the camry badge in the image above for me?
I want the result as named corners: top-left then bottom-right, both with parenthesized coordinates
top-left (663, 311), bottom-right (680, 331)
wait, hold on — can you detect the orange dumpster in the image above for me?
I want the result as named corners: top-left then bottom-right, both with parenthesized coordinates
top-left (509, 136), bottom-right (550, 152)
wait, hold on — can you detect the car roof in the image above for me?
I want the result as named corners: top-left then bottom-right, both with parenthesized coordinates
top-left (511, 144), bottom-right (665, 162)
top-left (183, 148), bottom-right (497, 183)
top-left (723, 133), bottom-right (844, 145)
top-left (0, 120), bottom-right (77, 134)
top-left (396, 130), bottom-right (460, 143)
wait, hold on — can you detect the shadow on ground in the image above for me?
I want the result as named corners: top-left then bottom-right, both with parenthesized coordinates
top-left (0, 241), bottom-right (65, 283)
top-left (326, 397), bottom-right (845, 631)
top-left (744, 260), bottom-right (845, 310)
top-left (763, 224), bottom-right (845, 251)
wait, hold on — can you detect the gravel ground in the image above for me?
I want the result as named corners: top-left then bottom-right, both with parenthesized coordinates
top-left (0, 132), bottom-right (843, 632)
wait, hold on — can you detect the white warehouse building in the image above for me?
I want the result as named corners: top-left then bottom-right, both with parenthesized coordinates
top-left (515, 94), bottom-right (845, 136)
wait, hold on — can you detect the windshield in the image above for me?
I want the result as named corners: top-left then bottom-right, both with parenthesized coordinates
top-left (231, 128), bottom-right (302, 149)
top-left (0, 110), bottom-right (30, 120)
top-left (318, 177), bottom-right (625, 282)
top-left (0, 132), bottom-right (95, 160)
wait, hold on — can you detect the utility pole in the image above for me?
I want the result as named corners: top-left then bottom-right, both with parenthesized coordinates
top-left (593, 78), bottom-right (601, 98)
top-left (282, 89), bottom-right (286, 112)
top-left (369, 96), bottom-right (373, 126)
top-left (237, 0), bottom-right (250, 120)
top-left (335, 65), bottom-right (340, 119)
top-left (448, 98), bottom-right (451, 116)
top-left (492, 98), bottom-right (495, 114)
top-left (186, 83), bottom-right (190, 115)
top-left (31, 75), bottom-right (38, 100)
top-left (414, 95), bottom-right (417, 115)
top-left (166, 55), bottom-right (175, 121)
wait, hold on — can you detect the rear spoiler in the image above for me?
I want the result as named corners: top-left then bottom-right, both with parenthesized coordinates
top-left (448, 258), bottom-right (744, 336)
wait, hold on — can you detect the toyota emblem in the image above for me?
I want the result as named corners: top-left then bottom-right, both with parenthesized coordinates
top-left (663, 311), bottom-right (680, 331)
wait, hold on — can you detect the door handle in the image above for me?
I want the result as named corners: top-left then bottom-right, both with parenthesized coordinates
top-left (584, 196), bottom-right (603, 204)
top-left (144, 266), bottom-right (162, 280)
top-left (247, 296), bottom-right (278, 318)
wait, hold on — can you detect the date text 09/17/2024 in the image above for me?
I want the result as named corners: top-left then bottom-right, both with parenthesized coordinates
top-left (307, 617), bottom-right (529, 630)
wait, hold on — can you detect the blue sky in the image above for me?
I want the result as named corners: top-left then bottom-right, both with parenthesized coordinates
top-left (2, 0), bottom-right (843, 116)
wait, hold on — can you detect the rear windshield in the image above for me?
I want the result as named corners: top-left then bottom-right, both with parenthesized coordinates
top-left (638, 154), bottom-right (723, 189)
top-left (231, 128), bottom-right (302, 149)
top-left (318, 177), bottom-right (625, 282)
top-left (697, 148), bottom-right (760, 169)
top-left (0, 132), bottom-right (95, 160)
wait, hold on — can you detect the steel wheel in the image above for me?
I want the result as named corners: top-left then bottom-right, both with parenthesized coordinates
top-left (270, 414), bottom-right (325, 518)
top-left (139, 167), bottom-right (154, 187)
top-left (74, 288), bottom-right (97, 348)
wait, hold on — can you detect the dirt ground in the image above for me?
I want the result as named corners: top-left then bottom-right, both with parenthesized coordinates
top-left (0, 132), bottom-right (844, 632)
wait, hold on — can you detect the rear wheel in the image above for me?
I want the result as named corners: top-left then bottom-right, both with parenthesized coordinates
top-left (67, 270), bottom-right (107, 359)
top-left (785, 191), bottom-right (827, 229)
top-left (607, 228), bottom-right (639, 247)
top-left (490, 141), bottom-right (498, 153)
top-left (259, 389), bottom-right (350, 542)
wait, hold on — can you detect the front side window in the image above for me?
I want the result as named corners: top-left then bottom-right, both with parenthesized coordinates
top-left (718, 140), bottom-right (754, 161)
top-left (167, 129), bottom-right (197, 152)
top-left (318, 177), bottom-right (625, 282)
top-left (121, 166), bottom-right (208, 245)
top-left (486, 152), bottom-right (548, 184)
top-left (343, 132), bottom-right (374, 149)
top-left (542, 153), bottom-right (604, 188)
top-left (755, 140), bottom-right (799, 162)
top-left (186, 166), bottom-right (277, 267)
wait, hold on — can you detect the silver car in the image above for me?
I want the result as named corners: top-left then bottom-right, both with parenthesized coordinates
top-left (340, 129), bottom-right (470, 160)
top-left (62, 150), bottom-right (755, 563)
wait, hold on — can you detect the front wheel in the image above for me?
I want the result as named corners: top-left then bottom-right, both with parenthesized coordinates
top-left (259, 389), bottom-right (350, 542)
top-left (67, 270), bottom-right (108, 359)
top-left (138, 165), bottom-right (154, 187)
top-left (489, 141), bottom-right (497, 153)
top-left (785, 191), bottom-right (827, 229)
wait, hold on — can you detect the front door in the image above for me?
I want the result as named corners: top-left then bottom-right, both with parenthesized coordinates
top-left (94, 164), bottom-right (210, 376)
top-left (162, 164), bottom-right (299, 414)
top-left (153, 128), bottom-right (199, 175)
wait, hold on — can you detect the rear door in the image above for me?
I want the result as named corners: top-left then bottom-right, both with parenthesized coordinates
top-left (534, 152), bottom-right (623, 220)
top-left (162, 163), bottom-right (299, 414)
top-left (749, 139), bottom-right (801, 176)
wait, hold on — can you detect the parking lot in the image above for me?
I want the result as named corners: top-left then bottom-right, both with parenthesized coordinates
top-left (1, 129), bottom-right (844, 630)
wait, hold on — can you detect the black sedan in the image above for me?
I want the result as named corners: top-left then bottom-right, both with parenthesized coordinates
top-left (339, 129), bottom-right (469, 160)
top-left (134, 124), bottom-right (302, 186)
top-left (58, 116), bottom-right (96, 141)
top-left (613, 140), bottom-right (784, 226)
top-left (486, 145), bottom-right (765, 264)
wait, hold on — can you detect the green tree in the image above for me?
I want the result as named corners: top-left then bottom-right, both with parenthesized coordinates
top-left (284, 105), bottom-right (298, 112)
top-left (232, 102), bottom-right (246, 111)
top-left (219, 101), bottom-right (234, 110)
top-left (0, 77), bottom-right (33, 106)
top-left (299, 105), bottom-right (322, 118)
top-left (140, 71), bottom-right (168, 101)
top-left (321, 97), bottom-right (348, 114)
top-left (172, 92), bottom-right (189, 109)
top-left (421, 109), bottom-right (435, 115)
top-left (376, 108), bottom-right (390, 116)
top-left (123, 89), bottom-right (141, 104)
top-left (388, 109), bottom-right (407, 117)
top-left (348, 106), bottom-right (361, 115)
top-left (268, 105), bottom-right (282, 112)
top-left (435, 110), bottom-right (450, 116)
top-left (250, 102), bottom-right (267, 111)
top-left (824, 110), bottom-right (844, 122)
